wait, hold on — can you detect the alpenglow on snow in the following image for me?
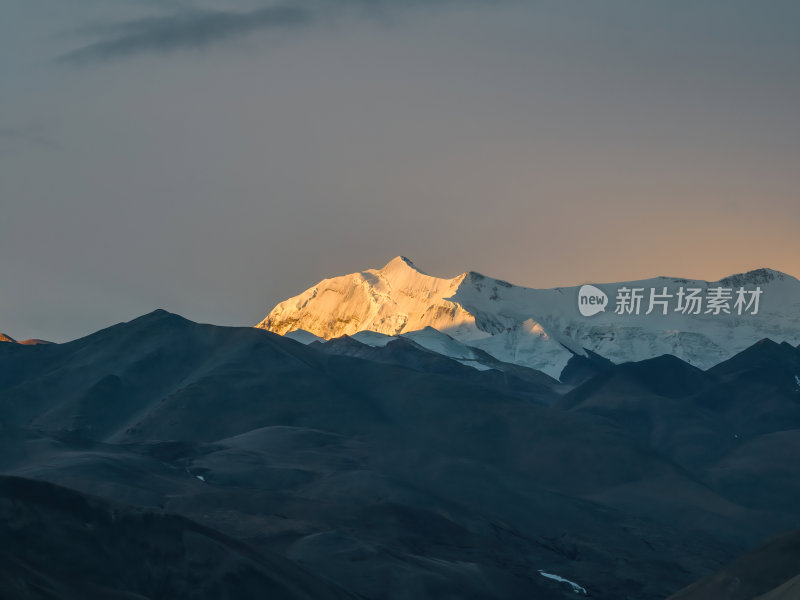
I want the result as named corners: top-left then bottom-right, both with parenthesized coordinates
top-left (256, 256), bottom-right (800, 379)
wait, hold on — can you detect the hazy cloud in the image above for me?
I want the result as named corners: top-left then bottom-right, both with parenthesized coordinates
top-left (60, 0), bottom-right (495, 63)
top-left (61, 5), bottom-right (313, 63)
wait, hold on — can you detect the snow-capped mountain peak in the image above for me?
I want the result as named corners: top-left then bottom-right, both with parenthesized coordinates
top-left (257, 258), bottom-right (800, 379)
top-left (258, 256), bottom-right (479, 341)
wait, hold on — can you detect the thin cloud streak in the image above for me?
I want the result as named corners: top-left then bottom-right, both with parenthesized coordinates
top-left (61, 5), bottom-right (313, 63)
top-left (59, 0), bottom-right (503, 63)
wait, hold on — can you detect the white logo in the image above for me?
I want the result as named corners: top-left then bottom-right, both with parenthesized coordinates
top-left (578, 285), bottom-right (608, 317)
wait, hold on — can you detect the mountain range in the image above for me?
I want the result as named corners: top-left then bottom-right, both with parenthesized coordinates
top-left (257, 257), bottom-right (800, 379)
top-left (2, 296), bottom-right (800, 598)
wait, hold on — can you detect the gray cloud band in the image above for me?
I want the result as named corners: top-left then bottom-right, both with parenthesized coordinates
top-left (60, 0), bottom-right (496, 63)
top-left (61, 6), bottom-right (312, 63)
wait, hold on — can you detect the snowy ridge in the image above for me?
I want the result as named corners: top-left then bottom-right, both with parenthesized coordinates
top-left (257, 257), bottom-right (800, 379)
top-left (348, 327), bottom-right (495, 371)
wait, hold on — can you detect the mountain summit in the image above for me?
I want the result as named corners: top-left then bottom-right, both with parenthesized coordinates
top-left (257, 257), bottom-right (800, 378)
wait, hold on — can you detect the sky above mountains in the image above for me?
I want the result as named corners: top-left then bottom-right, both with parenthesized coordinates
top-left (2, 1), bottom-right (800, 342)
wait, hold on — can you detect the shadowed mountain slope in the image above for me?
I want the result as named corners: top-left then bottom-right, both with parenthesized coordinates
top-left (1, 312), bottom-right (799, 599)
top-left (0, 475), bottom-right (357, 600)
top-left (668, 530), bottom-right (800, 600)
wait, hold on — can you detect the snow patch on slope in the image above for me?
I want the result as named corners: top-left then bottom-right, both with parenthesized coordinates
top-left (284, 329), bottom-right (325, 344)
top-left (350, 331), bottom-right (396, 347)
top-left (538, 570), bottom-right (588, 595)
top-left (401, 327), bottom-right (494, 371)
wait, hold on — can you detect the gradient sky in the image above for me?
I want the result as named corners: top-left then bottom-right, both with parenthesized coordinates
top-left (2, 0), bottom-right (799, 342)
